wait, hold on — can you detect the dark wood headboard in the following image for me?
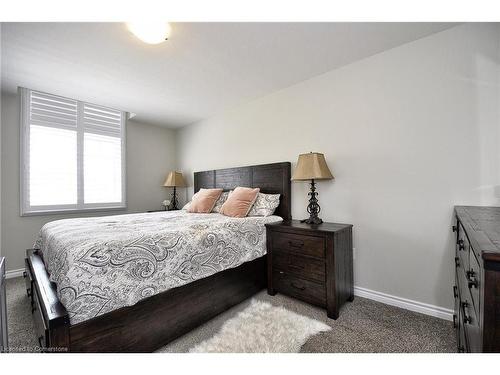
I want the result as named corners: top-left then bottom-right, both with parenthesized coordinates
top-left (193, 162), bottom-right (291, 220)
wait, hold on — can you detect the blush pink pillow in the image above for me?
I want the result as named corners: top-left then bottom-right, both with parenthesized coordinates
top-left (187, 188), bottom-right (223, 213)
top-left (220, 187), bottom-right (260, 218)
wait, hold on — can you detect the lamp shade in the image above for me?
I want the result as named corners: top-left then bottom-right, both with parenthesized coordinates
top-left (163, 171), bottom-right (186, 187)
top-left (291, 152), bottom-right (334, 181)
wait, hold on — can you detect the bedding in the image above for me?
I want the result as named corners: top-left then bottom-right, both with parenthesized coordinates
top-left (211, 191), bottom-right (230, 213)
top-left (34, 210), bottom-right (282, 325)
top-left (248, 193), bottom-right (281, 217)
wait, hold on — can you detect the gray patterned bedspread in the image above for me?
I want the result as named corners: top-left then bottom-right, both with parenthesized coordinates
top-left (34, 210), bottom-right (282, 325)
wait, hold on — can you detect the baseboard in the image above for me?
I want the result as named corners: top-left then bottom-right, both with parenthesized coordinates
top-left (5, 268), bottom-right (25, 279)
top-left (354, 286), bottom-right (453, 321)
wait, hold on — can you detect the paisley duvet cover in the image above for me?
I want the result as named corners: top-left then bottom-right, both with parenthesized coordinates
top-left (34, 210), bottom-right (282, 325)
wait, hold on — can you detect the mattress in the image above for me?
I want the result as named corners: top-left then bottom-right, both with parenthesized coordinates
top-left (34, 210), bottom-right (282, 325)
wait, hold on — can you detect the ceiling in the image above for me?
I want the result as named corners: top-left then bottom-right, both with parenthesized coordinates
top-left (1, 22), bottom-right (457, 128)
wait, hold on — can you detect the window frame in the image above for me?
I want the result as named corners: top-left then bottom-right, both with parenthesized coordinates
top-left (19, 87), bottom-right (127, 216)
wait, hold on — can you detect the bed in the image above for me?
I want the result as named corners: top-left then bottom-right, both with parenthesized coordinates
top-left (24, 162), bottom-right (291, 352)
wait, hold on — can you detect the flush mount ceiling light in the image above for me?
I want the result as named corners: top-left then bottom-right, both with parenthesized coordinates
top-left (127, 22), bottom-right (171, 44)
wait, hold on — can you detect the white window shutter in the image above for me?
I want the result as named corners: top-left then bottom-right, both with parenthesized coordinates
top-left (20, 88), bottom-right (127, 215)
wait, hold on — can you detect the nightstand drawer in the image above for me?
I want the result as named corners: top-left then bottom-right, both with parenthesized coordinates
top-left (273, 271), bottom-right (326, 306)
top-left (273, 250), bottom-right (325, 283)
top-left (272, 232), bottom-right (325, 259)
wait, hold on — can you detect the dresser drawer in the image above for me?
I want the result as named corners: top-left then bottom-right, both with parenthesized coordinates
top-left (32, 286), bottom-right (49, 350)
top-left (457, 224), bottom-right (470, 272)
top-left (24, 258), bottom-right (33, 300)
top-left (467, 247), bottom-right (481, 314)
top-left (458, 315), bottom-right (468, 353)
top-left (272, 232), bottom-right (325, 259)
top-left (273, 250), bottom-right (325, 283)
top-left (273, 271), bottom-right (326, 306)
top-left (462, 298), bottom-right (481, 352)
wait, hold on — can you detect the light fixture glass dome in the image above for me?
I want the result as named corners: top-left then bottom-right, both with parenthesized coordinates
top-left (127, 22), bottom-right (171, 44)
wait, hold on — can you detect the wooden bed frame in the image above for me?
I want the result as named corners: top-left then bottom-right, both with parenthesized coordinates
top-left (24, 162), bottom-right (291, 352)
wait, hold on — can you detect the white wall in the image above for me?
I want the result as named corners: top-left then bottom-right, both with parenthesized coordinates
top-left (176, 23), bottom-right (500, 311)
top-left (1, 91), bottom-right (177, 272)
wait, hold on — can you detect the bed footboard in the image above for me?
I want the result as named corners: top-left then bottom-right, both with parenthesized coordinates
top-left (25, 248), bottom-right (267, 352)
top-left (25, 249), bottom-right (70, 352)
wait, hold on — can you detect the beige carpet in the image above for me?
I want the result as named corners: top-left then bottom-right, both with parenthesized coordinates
top-left (5, 277), bottom-right (456, 353)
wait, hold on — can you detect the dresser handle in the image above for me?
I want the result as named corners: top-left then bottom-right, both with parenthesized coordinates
top-left (453, 285), bottom-right (458, 299)
top-left (454, 257), bottom-right (460, 268)
top-left (458, 240), bottom-right (465, 251)
top-left (463, 314), bottom-right (472, 324)
top-left (461, 301), bottom-right (472, 324)
top-left (288, 241), bottom-right (304, 249)
top-left (466, 271), bottom-right (478, 289)
top-left (468, 278), bottom-right (478, 289)
top-left (290, 282), bottom-right (306, 291)
top-left (452, 225), bottom-right (457, 232)
top-left (23, 271), bottom-right (27, 278)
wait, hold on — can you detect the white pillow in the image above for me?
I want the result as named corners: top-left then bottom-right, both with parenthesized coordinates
top-left (247, 193), bottom-right (280, 217)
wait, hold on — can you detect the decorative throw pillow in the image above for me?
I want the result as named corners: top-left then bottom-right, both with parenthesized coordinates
top-left (187, 188), bottom-right (223, 213)
top-left (220, 187), bottom-right (260, 218)
top-left (247, 193), bottom-right (281, 217)
top-left (212, 191), bottom-right (231, 213)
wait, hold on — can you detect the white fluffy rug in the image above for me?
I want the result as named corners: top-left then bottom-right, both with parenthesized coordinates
top-left (189, 299), bottom-right (331, 353)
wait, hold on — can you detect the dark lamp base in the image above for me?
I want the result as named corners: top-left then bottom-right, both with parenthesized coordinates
top-left (300, 217), bottom-right (323, 225)
top-left (302, 179), bottom-right (324, 226)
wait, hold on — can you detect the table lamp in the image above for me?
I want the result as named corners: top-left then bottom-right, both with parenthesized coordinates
top-left (163, 171), bottom-right (186, 210)
top-left (291, 152), bottom-right (334, 225)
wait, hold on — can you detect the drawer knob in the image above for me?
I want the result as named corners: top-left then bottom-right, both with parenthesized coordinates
top-left (452, 225), bottom-right (457, 232)
top-left (458, 240), bottom-right (465, 251)
top-left (453, 285), bottom-right (458, 299)
top-left (454, 257), bottom-right (460, 268)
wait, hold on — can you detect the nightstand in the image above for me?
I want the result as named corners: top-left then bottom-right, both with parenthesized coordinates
top-left (265, 220), bottom-right (353, 319)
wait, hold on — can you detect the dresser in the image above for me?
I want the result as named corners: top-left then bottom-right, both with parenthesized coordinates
top-left (453, 206), bottom-right (500, 352)
top-left (266, 220), bottom-right (353, 319)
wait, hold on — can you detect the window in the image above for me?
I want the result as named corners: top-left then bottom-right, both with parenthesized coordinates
top-left (20, 88), bottom-right (126, 215)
